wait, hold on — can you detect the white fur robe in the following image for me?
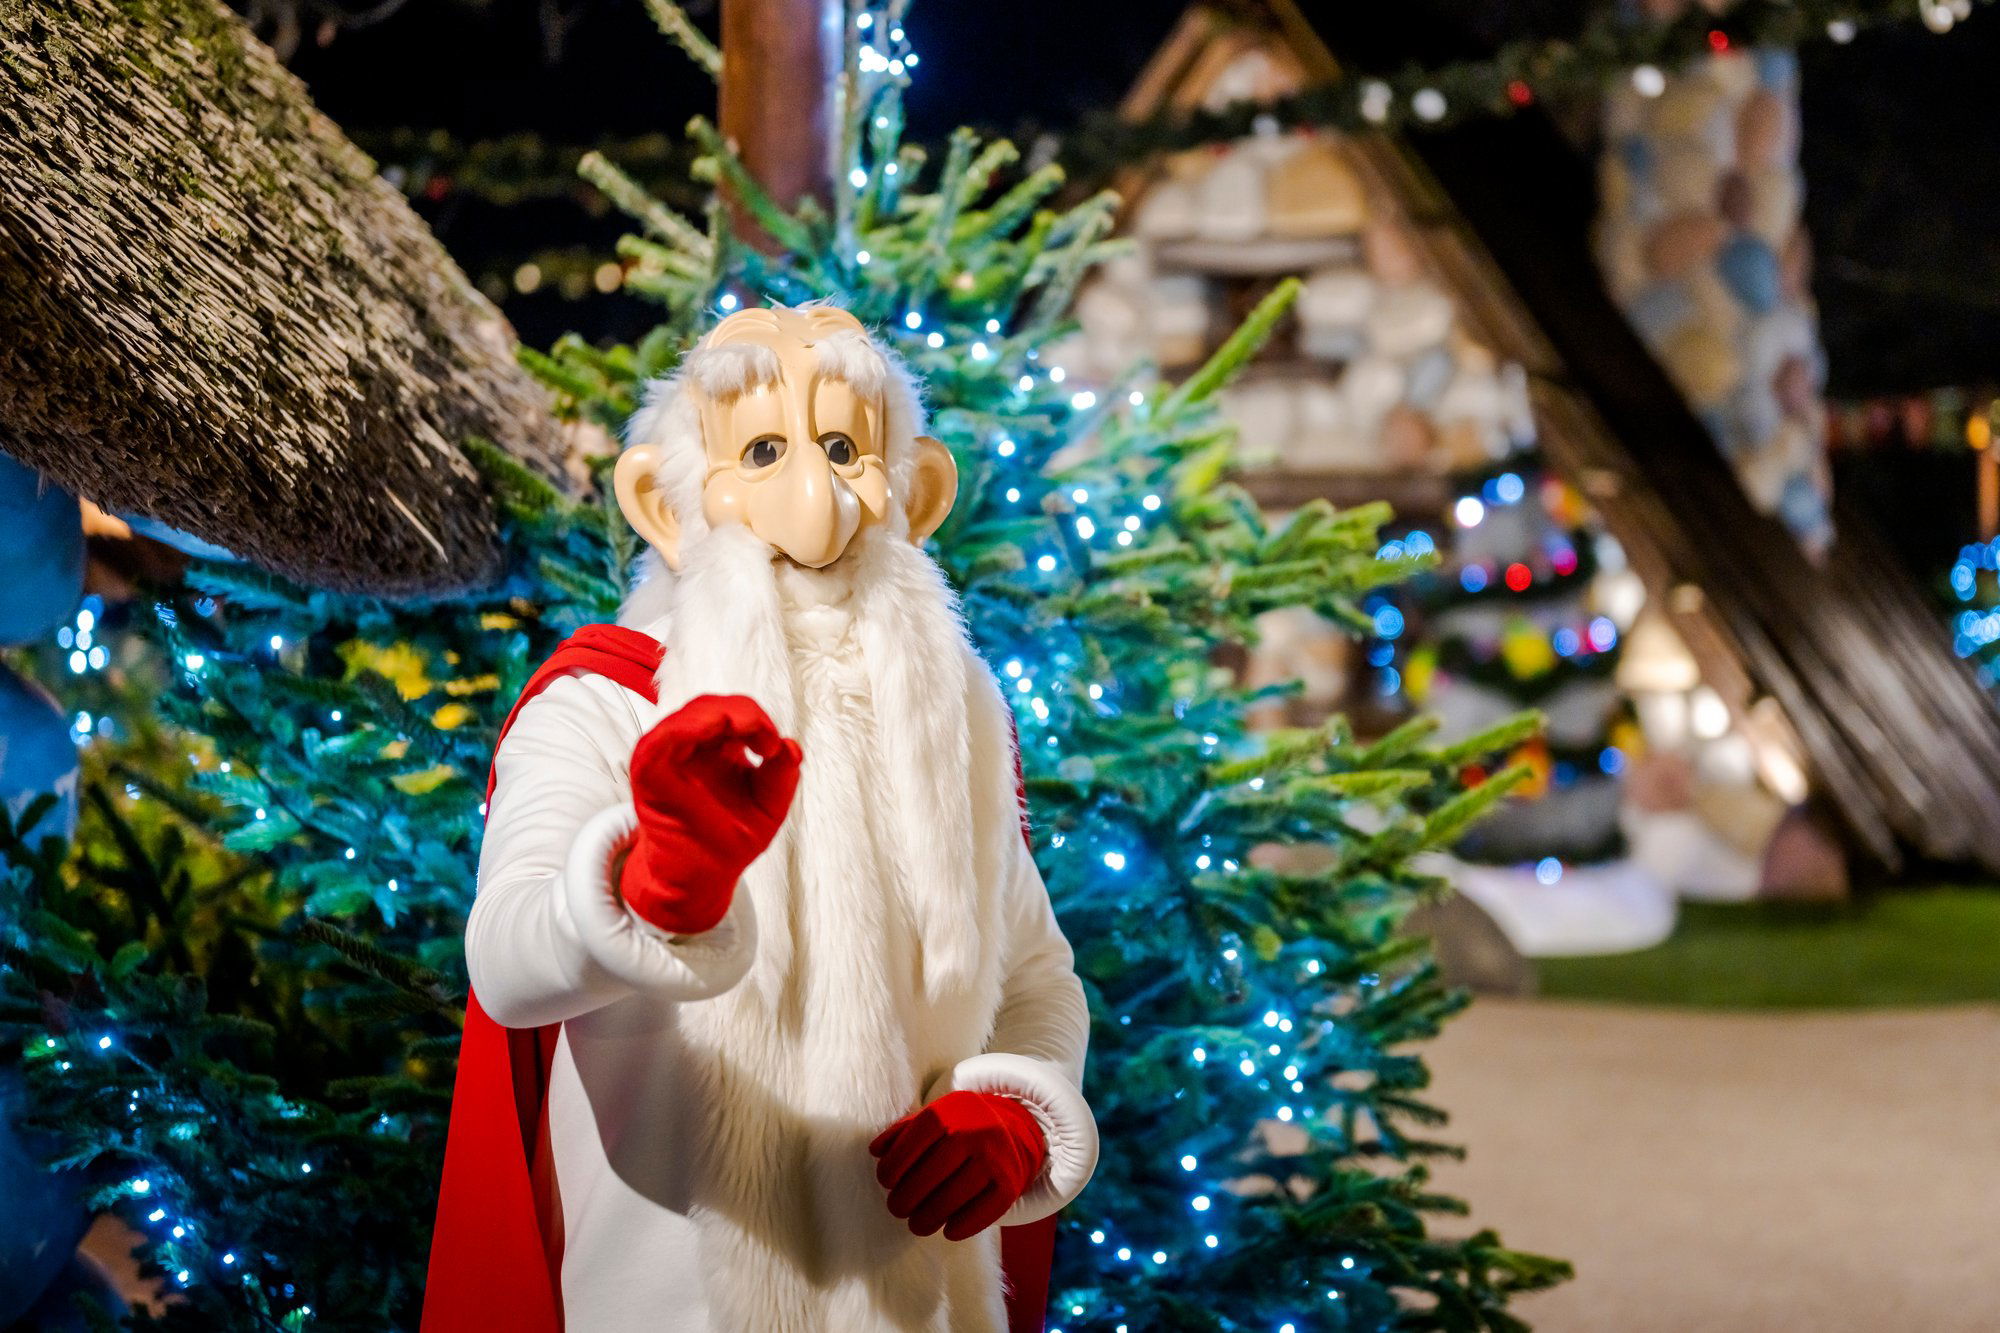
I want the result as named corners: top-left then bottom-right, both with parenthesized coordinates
top-left (465, 585), bottom-right (1096, 1332)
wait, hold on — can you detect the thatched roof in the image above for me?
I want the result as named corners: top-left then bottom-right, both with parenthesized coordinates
top-left (0, 0), bottom-right (568, 596)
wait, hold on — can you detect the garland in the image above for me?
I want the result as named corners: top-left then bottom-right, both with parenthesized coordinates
top-left (1061, 0), bottom-right (1993, 177)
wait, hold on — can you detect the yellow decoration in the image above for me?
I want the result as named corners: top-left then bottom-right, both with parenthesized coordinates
top-left (1510, 737), bottom-right (1553, 800)
top-left (431, 702), bottom-right (475, 731)
top-left (1500, 621), bottom-right (1558, 680)
top-left (340, 641), bottom-right (435, 701)
top-left (1251, 925), bottom-right (1284, 962)
top-left (1610, 718), bottom-right (1648, 762)
top-left (391, 765), bottom-right (459, 796)
top-left (1403, 646), bottom-right (1437, 703)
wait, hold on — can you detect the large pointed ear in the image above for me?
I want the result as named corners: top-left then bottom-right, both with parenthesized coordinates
top-left (904, 435), bottom-right (958, 544)
top-left (614, 445), bottom-right (684, 571)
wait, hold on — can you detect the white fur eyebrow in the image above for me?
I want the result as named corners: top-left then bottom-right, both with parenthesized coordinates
top-left (814, 332), bottom-right (889, 398)
top-left (682, 342), bottom-right (784, 400)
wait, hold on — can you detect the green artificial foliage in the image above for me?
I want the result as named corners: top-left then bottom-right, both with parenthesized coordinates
top-left (1, 5), bottom-right (1565, 1329)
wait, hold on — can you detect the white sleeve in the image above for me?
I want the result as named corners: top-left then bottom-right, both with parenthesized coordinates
top-left (927, 842), bottom-right (1097, 1224)
top-left (464, 674), bottom-right (756, 1029)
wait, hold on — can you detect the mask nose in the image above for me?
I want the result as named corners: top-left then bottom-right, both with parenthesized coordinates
top-left (758, 443), bottom-right (860, 568)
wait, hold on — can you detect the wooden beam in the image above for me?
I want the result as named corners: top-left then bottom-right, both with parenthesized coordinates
top-left (720, 0), bottom-right (842, 250)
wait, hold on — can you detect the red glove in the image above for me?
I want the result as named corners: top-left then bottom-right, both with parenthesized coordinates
top-left (619, 694), bottom-right (801, 936)
top-left (868, 1091), bottom-right (1048, 1241)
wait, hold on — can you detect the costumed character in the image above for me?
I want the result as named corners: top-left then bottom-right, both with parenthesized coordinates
top-left (423, 305), bottom-right (1097, 1333)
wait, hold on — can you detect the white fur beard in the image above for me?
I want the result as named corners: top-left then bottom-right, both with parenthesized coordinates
top-left (636, 524), bottom-right (1016, 1333)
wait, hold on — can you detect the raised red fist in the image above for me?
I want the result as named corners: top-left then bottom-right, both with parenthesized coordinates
top-left (868, 1091), bottom-right (1048, 1241)
top-left (619, 694), bottom-right (801, 936)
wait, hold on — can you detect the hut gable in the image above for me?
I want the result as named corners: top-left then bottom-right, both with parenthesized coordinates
top-left (1089, 0), bottom-right (2000, 873)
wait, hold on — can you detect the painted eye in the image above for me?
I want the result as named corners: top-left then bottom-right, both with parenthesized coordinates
top-left (741, 436), bottom-right (786, 470)
top-left (819, 433), bottom-right (858, 466)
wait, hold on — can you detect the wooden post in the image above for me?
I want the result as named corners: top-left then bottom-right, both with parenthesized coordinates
top-left (1978, 444), bottom-right (1997, 542)
top-left (720, 0), bottom-right (842, 251)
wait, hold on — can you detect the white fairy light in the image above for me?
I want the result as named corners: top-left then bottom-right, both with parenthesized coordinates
top-left (1359, 80), bottom-right (1392, 123)
top-left (1412, 87), bottom-right (1446, 122)
top-left (1632, 64), bottom-right (1666, 98)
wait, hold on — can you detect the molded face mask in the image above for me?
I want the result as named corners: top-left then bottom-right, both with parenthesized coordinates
top-left (614, 305), bottom-right (958, 573)
top-left (693, 307), bottom-right (893, 569)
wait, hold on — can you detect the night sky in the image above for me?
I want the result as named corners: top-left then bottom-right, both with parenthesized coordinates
top-left (280, 0), bottom-right (2000, 393)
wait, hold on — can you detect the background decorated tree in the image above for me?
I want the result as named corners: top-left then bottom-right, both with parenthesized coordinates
top-left (1950, 533), bottom-right (2000, 695)
top-left (1404, 441), bottom-right (1671, 957)
top-left (1, 3), bottom-right (1563, 1329)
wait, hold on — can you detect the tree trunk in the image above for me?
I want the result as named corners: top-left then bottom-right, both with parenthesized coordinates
top-left (0, 0), bottom-right (567, 596)
top-left (719, 0), bottom-right (841, 250)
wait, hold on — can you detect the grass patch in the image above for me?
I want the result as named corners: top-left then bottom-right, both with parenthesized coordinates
top-left (1536, 888), bottom-right (2000, 1008)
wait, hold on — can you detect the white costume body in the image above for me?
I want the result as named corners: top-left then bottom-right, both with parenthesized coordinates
top-left (466, 581), bottom-right (1097, 1333)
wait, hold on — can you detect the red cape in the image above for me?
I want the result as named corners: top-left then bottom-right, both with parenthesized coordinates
top-left (423, 625), bottom-right (1055, 1332)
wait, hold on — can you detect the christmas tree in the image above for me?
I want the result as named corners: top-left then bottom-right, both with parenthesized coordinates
top-left (1, 4), bottom-right (1564, 1329)
top-left (1951, 535), bottom-right (2000, 696)
top-left (1405, 440), bottom-right (1672, 957)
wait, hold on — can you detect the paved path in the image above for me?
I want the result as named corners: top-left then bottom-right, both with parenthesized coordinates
top-left (1424, 1001), bottom-right (2000, 1332)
